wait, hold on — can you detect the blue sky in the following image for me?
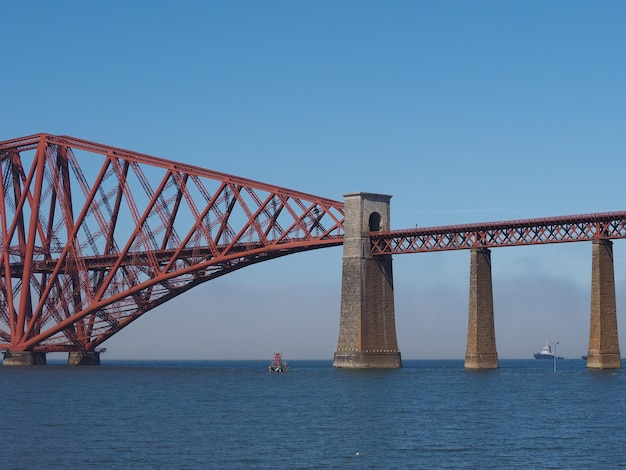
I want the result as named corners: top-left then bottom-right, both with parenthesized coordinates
top-left (3, 1), bottom-right (626, 360)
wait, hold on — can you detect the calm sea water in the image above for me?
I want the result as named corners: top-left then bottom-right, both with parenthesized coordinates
top-left (2, 358), bottom-right (625, 469)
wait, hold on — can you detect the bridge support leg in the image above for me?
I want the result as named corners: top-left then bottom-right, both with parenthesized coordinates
top-left (2, 351), bottom-right (47, 366)
top-left (333, 193), bottom-right (401, 368)
top-left (587, 239), bottom-right (621, 369)
top-left (68, 351), bottom-right (101, 366)
top-left (465, 248), bottom-right (498, 369)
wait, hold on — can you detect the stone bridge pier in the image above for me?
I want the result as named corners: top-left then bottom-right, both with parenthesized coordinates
top-left (464, 248), bottom-right (498, 369)
top-left (587, 239), bottom-right (621, 369)
top-left (333, 192), bottom-right (402, 368)
top-left (462, 240), bottom-right (621, 370)
top-left (1, 351), bottom-right (47, 366)
top-left (462, 240), bottom-right (622, 370)
top-left (2, 350), bottom-right (102, 366)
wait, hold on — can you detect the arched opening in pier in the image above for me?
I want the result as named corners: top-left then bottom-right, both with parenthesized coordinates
top-left (369, 212), bottom-right (382, 232)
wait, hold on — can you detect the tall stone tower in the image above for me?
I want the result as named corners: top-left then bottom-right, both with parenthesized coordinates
top-left (333, 193), bottom-right (402, 368)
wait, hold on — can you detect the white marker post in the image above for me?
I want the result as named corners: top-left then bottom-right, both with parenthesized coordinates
top-left (552, 341), bottom-right (559, 374)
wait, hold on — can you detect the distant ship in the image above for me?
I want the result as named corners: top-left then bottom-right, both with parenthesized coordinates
top-left (268, 352), bottom-right (290, 373)
top-left (534, 341), bottom-right (563, 360)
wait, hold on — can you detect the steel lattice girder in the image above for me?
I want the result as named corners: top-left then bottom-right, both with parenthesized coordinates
top-left (370, 212), bottom-right (626, 255)
top-left (0, 134), bottom-right (345, 353)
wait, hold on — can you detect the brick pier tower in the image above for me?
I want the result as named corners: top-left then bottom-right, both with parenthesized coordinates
top-left (333, 193), bottom-right (401, 368)
top-left (587, 239), bottom-right (621, 369)
top-left (464, 247), bottom-right (498, 369)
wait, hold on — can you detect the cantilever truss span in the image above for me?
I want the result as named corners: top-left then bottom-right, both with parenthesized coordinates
top-left (0, 134), bottom-right (345, 353)
top-left (370, 211), bottom-right (626, 254)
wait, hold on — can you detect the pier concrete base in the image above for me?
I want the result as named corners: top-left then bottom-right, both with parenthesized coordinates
top-left (68, 351), bottom-right (101, 366)
top-left (465, 248), bottom-right (498, 369)
top-left (333, 350), bottom-right (402, 368)
top-left (2, 351), bottom-right (47, 366)
top-left (587, 239), bottom-right (621, 369)
top-left (333, 193), bottom-right (401, 369)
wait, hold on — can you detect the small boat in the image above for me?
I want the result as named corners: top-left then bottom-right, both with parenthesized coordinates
top-left (534, 340), bottom-right (563, 360)
top-left (582, 355), bottom-right (588, 360)
top-left (268, 352), bottom-right (290, 373)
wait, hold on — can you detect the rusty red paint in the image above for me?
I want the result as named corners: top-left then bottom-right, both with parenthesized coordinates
top-left (0, 134), bottom-right (345, 353)
top-left (371, 212), bottom-right (626, 254)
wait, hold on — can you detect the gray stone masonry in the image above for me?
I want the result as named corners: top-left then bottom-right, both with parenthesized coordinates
top-left (333, 193), bottom-right (401, 368)
top-left (587, 239), bottom-right (621, 369)
top-left (68, 351), bottom-right (101, 366)
top-left (2, 351), bottom-right (47, 366)
top-left (465, 247), bottom-right (498, 369)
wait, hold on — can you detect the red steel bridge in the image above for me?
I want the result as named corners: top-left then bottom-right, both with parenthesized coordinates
top-left (371, 212), bottom-right (626, 254)
top-left (2, 133), bottom-right (626, 360)
top-left (0, 134), bottom-right (344, 357)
